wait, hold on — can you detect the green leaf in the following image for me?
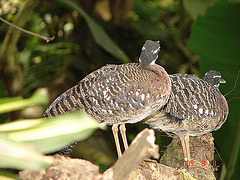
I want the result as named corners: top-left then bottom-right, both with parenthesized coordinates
top-left (55, 0), bottom-right (130, 63)
top-left (0, 111), bottom-right (100, 170)
top-left (0, 88), bottom-right (49, 114)
top-left (0, 135), bottom-right (53, 170)
top-left (0, 97), bottom-right (23, 104)
top-left (187, 1), bottom-right (240, 179)
top-left (0, 111), bottom-right (100, 153)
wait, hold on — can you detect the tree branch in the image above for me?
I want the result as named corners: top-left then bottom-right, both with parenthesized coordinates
top-left (102, 128), bottom-right (159, 180)
top-left (0, 17), bottom-right (54, 42)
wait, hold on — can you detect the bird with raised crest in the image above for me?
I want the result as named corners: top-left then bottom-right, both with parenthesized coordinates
top-left (144, 70), bottom-right (228, 161)
top-left (44, 40), bottom-right (171, 157)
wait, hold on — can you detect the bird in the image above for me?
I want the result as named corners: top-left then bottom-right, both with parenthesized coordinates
top-left (44, 40), bottom-right (171, 157)
top-left (144, 70), bottom-right (228, 161)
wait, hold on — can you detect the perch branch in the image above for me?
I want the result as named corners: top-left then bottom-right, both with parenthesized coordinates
top-left (102, 128), bottom-right (159, 180)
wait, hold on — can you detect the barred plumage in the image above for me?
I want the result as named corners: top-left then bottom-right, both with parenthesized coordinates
top-left (45, 63), bottom-right (170, 123)
top-left (44, 40), bottom-right (171, 157)
top-left (144, 70), bottom-right (228, 160)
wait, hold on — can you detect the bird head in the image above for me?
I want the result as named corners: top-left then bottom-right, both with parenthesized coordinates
top-left (139, 40), bottom-right (160, 66)
top-left (202, 70), bottom-right (226, 87)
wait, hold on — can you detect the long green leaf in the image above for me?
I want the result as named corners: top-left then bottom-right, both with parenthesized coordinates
top-left (0, 135), bottom-right (53, 170)
top-left (55, 0), bottom-right (130, 63)
top-left (0, 97), bottom-right (23, 104)
top-left (0, 88), bottom-right (49, 114)
top-left (0, 111), bottom-right (100, 153)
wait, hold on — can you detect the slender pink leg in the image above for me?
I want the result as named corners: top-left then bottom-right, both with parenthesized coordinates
top-left (112, 124), bottom-right (122, 158)
top-left (179, 133), bottom-right (191, 161)
top-left (185, 132), bottom-right (191, 161)
top-left (179, 135), bottom-right (188, 161)
top-left (119, 124), bottom-right (128, 150)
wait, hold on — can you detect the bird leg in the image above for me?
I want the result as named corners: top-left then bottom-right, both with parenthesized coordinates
top-left (179, 135), bottom-right (188, 161)
top-left (185, 132), bottom-right (191, 161)
top-left (179, 133), bottom-right (191, 161)
top-left (112, 124), bottom-right (122, 158)
top-left (119, 124), bottom-right (129, 150)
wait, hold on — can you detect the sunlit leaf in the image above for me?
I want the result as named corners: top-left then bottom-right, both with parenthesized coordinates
top-left (0, 97), bottom-right (23, 104)
top-left (0, 88), bottom-right (49, 114)
top-left (0, 111), bottom-right (100, 153)
top-left (0, 135), bottom-right (53, 170)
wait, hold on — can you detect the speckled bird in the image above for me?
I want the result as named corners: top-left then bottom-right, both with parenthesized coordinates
top-left (44, 40), bottom-right (171, 157)
top-left (144, 70), bottom-right (228, 160)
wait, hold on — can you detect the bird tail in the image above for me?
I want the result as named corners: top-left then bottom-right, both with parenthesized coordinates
top-left (43, 84), bottom-right (85, 156)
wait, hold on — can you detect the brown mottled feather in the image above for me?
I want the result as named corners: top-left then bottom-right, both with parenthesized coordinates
top-left (45, 63), bottom-right (171, 125)
top-left (144, 72), bottom-right (228, 136)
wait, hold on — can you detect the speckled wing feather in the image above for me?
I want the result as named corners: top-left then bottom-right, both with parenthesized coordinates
top-left (45, 63), bottom-right (170, 125)
top-left (145, 73), bottom-right (228, 136)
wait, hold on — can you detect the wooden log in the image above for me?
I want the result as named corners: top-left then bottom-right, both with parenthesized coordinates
top-left (101, 128), bottom-right (159, 180)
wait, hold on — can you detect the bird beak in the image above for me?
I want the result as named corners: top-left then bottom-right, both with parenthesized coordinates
top-left (220, 78), bottom-right (226, 83)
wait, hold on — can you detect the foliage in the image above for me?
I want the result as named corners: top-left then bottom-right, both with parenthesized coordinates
top-left (188, 1), bottom-right (240, 179)
top-left (55, 0), bottom-right (130, 63)
top-left (0, 88), bottom-right (99, 173)
top-left (0, 88), bottom-right (48, 114)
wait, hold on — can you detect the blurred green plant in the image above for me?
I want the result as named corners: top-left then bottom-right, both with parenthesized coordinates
top-left (0, 135), bottom-right (53, 170)
top-left (0, 88), bottom-right (100, 175)
top-left (0, 88), bottom-right (48, 114)
top-left (0, 112), bottom-right (99, 154)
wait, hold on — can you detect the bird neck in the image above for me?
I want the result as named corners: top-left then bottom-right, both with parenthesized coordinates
top-left (140, 64), bottom-right (167, 77)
